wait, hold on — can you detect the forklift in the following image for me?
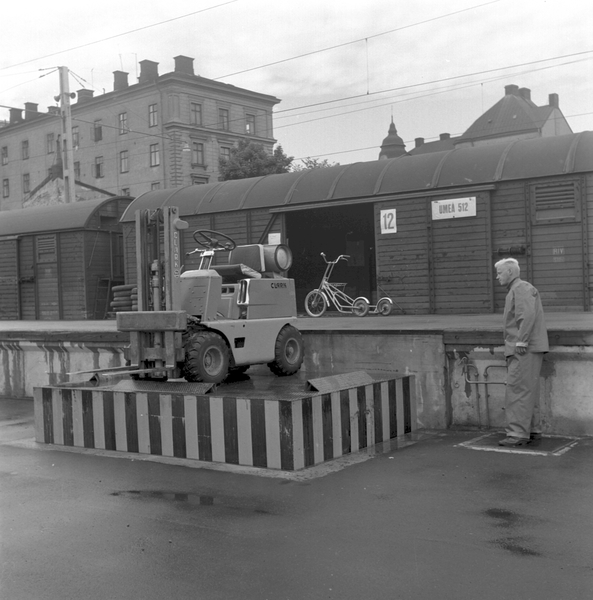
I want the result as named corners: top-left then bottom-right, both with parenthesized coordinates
top-left (116, 207), bottom-right (304, 384)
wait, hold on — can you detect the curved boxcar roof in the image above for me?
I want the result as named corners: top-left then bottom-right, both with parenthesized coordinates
top-left (0, 197), bottom-right (131, 237)
top-left (121, 131), bottom-right (593, 222)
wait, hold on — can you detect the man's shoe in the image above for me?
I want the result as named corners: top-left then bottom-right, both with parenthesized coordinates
top-left (529, 432), bottom-right (543, 441)
top-left (498, 436), bottom-right (529, 447)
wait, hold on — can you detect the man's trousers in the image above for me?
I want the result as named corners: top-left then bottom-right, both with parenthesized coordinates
top-left (504, 352), bottom-right (545, 439)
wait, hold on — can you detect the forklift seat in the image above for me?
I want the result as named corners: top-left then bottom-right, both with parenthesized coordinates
top-left (211, 264), bottom-right (262, 284)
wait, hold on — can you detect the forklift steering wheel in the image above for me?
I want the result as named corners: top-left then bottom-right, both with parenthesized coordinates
top-left (192, 230), bottom-right (237, 251)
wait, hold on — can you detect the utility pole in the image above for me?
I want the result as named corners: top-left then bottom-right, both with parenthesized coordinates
top-left (57, 66), bottom-right (76, 203)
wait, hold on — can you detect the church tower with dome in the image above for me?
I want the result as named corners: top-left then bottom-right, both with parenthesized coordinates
top-left (378, 118), bottom-right (406, 159)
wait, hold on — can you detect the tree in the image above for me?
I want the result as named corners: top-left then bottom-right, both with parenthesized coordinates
top-left (218, 139), bottom-right (293, 180)
top-left (291, 157), bottom-right (340, 171)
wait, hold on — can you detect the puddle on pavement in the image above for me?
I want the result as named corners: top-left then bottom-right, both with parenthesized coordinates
top-left (110, 490), bottom-right (275, 515)
top-left (111, 490), bottom-right (215, 505)
top-left (484, 507), bottom-right (542, 557)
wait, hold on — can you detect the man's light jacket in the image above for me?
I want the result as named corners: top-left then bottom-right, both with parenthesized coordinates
top-left (503, 278), bottom-right (549, 357)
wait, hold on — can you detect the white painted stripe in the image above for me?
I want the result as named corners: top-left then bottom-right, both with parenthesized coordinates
top-left (349, 388), bottom-right (359, 451)
top-left (184, 396), bottom-right (199, 460)
top-left (52, 390), bottom-right (63, 446)
top-left (33, 389), bottom-right (44, 443)
top-left (365, 385), bottom-right (375, 449)
top-left (381, 382), bottom-right (390, 442)
top-left (312, 395), bottom-right (324, 464)
top-left (136, 393), bottom-right (150, 454)
top-left (114, 392), bottom-right (127, 451)
top-left (160, 394), bottom-right (174, 457)
top-left (264, 400), bottom-right (281, 469)
top-left (292, 400), bottom-right (304, 470)
top-left (331, 392), bottom-right (342, 459)
top-left (236, 398), bottom-right (253, 466)
top-left (210, 397), bottom-right (226, 463)
top-left (72, 389), bottom-right (84, 448)
top-left (396, 379), bottom-right (405, 436)
top-left (92, 391), bottom-right (105, 450)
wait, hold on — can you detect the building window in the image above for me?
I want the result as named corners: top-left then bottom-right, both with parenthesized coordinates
top-left (72, 126), bottom-right (79, 148)
top-left (46, 133), bottom-right (55, 154)
top-left (149, 104), bottom-right (158, 127)
top-left (74, 161), bottom-right (80, 179)
top-left (246, 114), bottom-right (256, 135)
top-left (219, 108), bottom-right (229, 131)
top-left (22, 173), bottom-right (30, 194)
top-left (121, 188), bottom-right (130, 196)
top-left (1, 146), bottom-right (7, 166)
top-left (151, 182), bottom-right (161, 190)
top-left (2, 179), bottom-right (9, 198)
top-left (94, 156), bottom-right (104, 178)
top-left (118, 112), bottom-right (128, 134)
top-left (192, 142), bottom-right (204, 165)
top-left (93, 120), bottom-right (102, 142)
top-left (21, 140), bottom-right (29, 160)
top-left (190, 102), bottom-right (202, 126)
top-left (149, 144), bottom-right (160, 167)
top-left (220, 146), bottom-right (231, 161)
top-left (191, 175), bottom-right (209, 185)
top-left (119, 150), bottom-right (129, 173)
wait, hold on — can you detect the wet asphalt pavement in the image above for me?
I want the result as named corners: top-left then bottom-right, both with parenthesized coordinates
top-left (1, 398), bottom-right (592, 600)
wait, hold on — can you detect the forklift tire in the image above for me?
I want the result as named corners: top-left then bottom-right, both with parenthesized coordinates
top-left (268, 325), bottom-right (304, 377)
top-left (183, 331), bottom-right (230, 384)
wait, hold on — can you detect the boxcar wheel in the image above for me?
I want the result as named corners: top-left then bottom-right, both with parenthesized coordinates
top-left (268, 325), bottom-right (304, 376)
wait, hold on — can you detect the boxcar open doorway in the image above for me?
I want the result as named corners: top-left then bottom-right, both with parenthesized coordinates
top-left (286, 204), bottom-right (376, 313)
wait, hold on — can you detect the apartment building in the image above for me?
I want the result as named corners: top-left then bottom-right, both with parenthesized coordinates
top-left (0, 55), bottom-right (280, 211)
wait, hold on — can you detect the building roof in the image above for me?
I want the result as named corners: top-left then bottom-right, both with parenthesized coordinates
top-left (121, 131), bottom-right (593, 221)
top-left (0, 197), bottom-right (131, 237)
top-left (458, 85), bottom-right (561, 143)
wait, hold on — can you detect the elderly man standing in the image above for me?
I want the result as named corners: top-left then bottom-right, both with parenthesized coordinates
top-left (495, 258), bottom-right (549, 447)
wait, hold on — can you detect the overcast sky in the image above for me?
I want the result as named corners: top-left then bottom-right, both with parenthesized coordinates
top-left (1, 0), bottom-right (591, 166)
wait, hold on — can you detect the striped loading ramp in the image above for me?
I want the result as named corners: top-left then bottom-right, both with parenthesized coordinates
top-left (34, 372), bottom-right (416, 471)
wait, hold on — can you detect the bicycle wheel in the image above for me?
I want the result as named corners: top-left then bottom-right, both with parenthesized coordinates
top-left (376, 297), bottom-right (393, 316)
top-left (352, 297), bottom-right (370, 317)
top-left (304, 290), bottom-right (327, 317)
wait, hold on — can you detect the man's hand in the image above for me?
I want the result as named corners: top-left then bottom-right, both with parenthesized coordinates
top-left (515, 345), bottom-right (528, 356)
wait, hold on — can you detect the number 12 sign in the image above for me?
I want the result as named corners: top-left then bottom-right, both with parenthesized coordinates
top-left (380, 209), bottom-right (397, 234)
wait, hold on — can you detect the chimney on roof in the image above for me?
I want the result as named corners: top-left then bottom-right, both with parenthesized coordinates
top-left (505, 84), bottom-right (519, 96)
top-left (24, 102), bottom-right (40, 120)
top-left (439, 133), bottom-right (451, 141)
top-left (113, 71), bottom-right (129, 91)
top-left (76, 89), bottom-right (94, 104)
top-left (48, 106), bottom-right (60, 116)
top-left (174, 55), bottom-right (194, 76)
top-left (415, 137), bottom-right (424, 148)
top-left (9, 107), bottom-right (23, 124)
top-left (548, 93), bottom-right (559, 108)
top-left (518, 87), bottom-right (531, 101)
top-left (139, 60), bottom-right (159, 84)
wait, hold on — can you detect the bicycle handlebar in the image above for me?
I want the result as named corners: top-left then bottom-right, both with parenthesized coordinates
top-left (320, 252), bottom-right (350, 264)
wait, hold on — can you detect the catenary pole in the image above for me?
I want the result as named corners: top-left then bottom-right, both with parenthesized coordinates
top-left (58, 66), bottom-right (76, 203)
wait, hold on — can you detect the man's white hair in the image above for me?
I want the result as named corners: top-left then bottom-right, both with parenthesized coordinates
top-left (495, 257), bottom-right (520, 275)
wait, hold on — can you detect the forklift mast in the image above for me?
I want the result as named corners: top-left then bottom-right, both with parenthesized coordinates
top-left (135, 206), bottom-right (188, 311)
top-left (116, 207), bottom-right (189, 379)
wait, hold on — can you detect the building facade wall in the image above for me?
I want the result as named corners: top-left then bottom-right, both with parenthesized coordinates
top-left (0, 61), bottom-right (279, 210)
